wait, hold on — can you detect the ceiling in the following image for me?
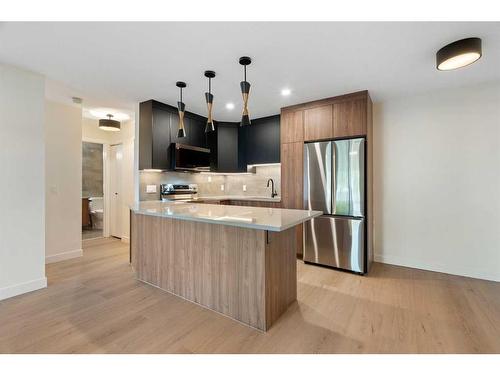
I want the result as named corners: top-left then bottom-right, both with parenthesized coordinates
top-left (0, 22), bottom-right (499, 121)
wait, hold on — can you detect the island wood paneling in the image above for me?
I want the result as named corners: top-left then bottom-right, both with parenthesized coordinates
top-left (131, 212), bottom-right (297, 331)
top-left (265, 228), bottom-right (297, 327)
top-left (280, 109), bottom-right (304, 144)
top-left (304, 105), bottom-right (333, 141)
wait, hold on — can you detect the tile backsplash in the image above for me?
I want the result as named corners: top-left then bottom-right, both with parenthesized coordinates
top-left (139, 164), bottom-right (281, 201)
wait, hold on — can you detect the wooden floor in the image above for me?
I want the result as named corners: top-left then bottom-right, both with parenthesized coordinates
top-left (0, 238), bottom-right (499, 353)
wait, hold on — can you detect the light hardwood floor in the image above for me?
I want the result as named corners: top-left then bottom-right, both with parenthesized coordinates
top-left (0, 238), bottom-right (498, 353)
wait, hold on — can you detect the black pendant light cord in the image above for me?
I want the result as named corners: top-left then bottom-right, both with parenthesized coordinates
top-left (244, 65), bottom-right (247, 82)
top-left (208, 77), bottom-right (211, 94)
top-left (180, 87), bottom-right (183, 102)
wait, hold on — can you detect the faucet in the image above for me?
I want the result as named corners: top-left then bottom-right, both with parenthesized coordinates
top-left (266, 178), bottom-right (278, 198)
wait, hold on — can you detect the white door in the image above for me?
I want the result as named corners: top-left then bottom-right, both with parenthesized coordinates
top-left (109, 144), bottom-right (123, 238)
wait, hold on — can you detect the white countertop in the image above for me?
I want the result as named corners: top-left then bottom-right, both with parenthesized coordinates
top-left (197, 195), bottom-right (281, 202)
top-left (130, 201), bottom-right (321, 232)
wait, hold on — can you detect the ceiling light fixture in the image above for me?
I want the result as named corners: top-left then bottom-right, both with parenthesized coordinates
top-left (239, 56), bottom-right (252, 126)
top-left (225, 102), bottom-right (235, 110)
top-left (281, 88), bottom-right (291, 96)
top-left (98, 114), bottom-right (121, 132)
top-left (176, 81), bottom-right (187, 138)
top-left (436, 37), bottom-right (482, 71)
top-left (204, 70), bottom-right (216, 133)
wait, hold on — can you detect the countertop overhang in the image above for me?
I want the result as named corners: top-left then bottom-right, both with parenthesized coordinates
top-left (130, 201), bottom-right (321, 232)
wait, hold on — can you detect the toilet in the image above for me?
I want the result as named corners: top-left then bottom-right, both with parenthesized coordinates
top-left (89, 197), bottom-right (104, 230)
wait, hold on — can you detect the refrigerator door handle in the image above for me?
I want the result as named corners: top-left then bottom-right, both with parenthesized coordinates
top-left (331, 141), bottom-right (337, 215)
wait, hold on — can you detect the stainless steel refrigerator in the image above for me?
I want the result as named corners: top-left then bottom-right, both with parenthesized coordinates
top-left (303, 138), bottom-right (367, 274)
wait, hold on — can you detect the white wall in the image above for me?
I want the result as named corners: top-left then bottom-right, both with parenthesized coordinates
top-left (373, 82), bottom-right (500, 282)
top-left (45, 100), bottom-right (83, 263)
top-left (0, 64), bottom-right (47, 300)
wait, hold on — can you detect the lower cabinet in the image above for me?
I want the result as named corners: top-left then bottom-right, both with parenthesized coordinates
top-left (226, 200), bottom-right (281, 208)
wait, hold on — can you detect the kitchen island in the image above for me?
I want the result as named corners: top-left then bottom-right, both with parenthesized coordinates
top-left (130, 201), bottom-right (321, 331)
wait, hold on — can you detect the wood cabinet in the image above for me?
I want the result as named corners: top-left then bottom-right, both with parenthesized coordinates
top-left (226, 200), bottom-right (281, 208)
top-left (280, 90), bottom-right (372, 259)
top-left (304, 105), bottom-right (333, 141)
top-left (280, 110), bottom-right (303, 144)
top-left (281, 142), bottom-right (303, 210)
top-left (333, 98), bottom-right (367, 138)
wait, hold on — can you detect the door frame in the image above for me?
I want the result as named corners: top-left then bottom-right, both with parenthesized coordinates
top-left (109, 143), bottom-right (123, 238)
top-left (82, 137), bottom-right (111, 238)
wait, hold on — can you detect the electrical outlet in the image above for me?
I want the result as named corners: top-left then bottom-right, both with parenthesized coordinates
top-left (146, 185), bottom-right (157, 193)
top-left (220, 184), bottom-right (225, 191)
top-left (208, 176), bottom-right (212, 182)
top-left (243, 185), bottom-right (247, 192)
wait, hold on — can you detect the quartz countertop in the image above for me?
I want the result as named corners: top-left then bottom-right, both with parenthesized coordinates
top-left (130, 201), bottom-right (321, 232)
top-left (197, 195), bottom-right (281, 202)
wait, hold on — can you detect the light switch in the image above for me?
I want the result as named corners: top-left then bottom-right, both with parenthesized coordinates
top-left (243, 185), bottom-right (247, 192)
top-left (146, 185), bottom-right (157, 193)
top-left (220, 184), bottom-right (225, 191)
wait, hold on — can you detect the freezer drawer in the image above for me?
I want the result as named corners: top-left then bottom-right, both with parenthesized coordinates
top-left (304, 216), bottom-right (365, 273)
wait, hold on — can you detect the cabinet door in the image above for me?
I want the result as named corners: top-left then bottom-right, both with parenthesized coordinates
top-left (188, 116), bottom-right (207, 148)
top-left (139, 101), bottom-right (153, 170)
top-left (151, 108), bottom-right (172, 170)
top-left (281, 142), bottom-right (303, 210)
top-left (246, 115), bottom-right (280, 164)
top-left (304, 105), bottom-right (333, 141)
top-left (217, 124), bottom-right (240, 172)
top-left (280, 110), bottom-right (303, 144)
top-left (333, 98), bottom-right (367, 137)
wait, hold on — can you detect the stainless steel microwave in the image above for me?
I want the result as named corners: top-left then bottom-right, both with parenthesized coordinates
top-left (172, 143), bottom-right (211, 172)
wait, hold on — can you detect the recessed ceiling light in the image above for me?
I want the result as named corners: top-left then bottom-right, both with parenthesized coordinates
top-left (281, 88), bottom-right (291, 96)
top-left (436, 37), bottom-right (482, 71)
top-left (226, 102), bottom-right (235, 110)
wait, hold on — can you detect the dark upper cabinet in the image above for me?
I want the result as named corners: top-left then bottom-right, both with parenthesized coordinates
top-left (208, 122), bottom-right (245, 173)
top-left (139, 100), bottom-right (209, 170)
top-left (139, 101), bottom-right (153, 170)
top-left (151, 106), bottom-right (173, 170)
top-left (139, 99), bottom-right (279, 171)
top-left (244, 115), bottom-right (280, 165)
top-left (188, 116), bottom-right (208, 148)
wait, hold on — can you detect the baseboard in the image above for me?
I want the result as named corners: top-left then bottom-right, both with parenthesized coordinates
top-left (0, 277), bottom-right (47, 301)
top-left (121, 236), bottom-right (130, 244)
top-left (45, 248), bottom-right (83, 264)
top-left (374, 253), bottom-right (500, 282)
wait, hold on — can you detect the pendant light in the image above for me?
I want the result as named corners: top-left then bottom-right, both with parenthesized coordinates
top-left (239, 56), bottom-right (252, 126)
top-left (176, 81), bottom-right (187, 138)
top-left (436, 37), bottom-right (482, 71)
top-left (204, 70), bottom-right (216, 133)
top-left (99, 114), bottom-right (120, 132)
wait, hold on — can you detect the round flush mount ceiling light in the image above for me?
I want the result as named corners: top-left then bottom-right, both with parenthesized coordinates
top-left (436, 37), bottom-right (482, 71)
top-left (99, 114), bottom-right (121, 132)
top-left (89, 109), bottom-right (130, 121)
top-left (281, 88), bottom-right (291, 96)
top-left (225, 102), bottom-right (235, 110)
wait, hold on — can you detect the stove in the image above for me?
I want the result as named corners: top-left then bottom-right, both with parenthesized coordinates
top-left (160, 184), bottom-right (198, 202)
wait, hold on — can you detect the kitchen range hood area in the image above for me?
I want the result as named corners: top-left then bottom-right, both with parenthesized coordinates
top-left (139, 99), bottom-right (280, 173)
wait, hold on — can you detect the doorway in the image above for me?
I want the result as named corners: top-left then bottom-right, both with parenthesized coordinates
top-left (82, 141), bottom-right (104, 240)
